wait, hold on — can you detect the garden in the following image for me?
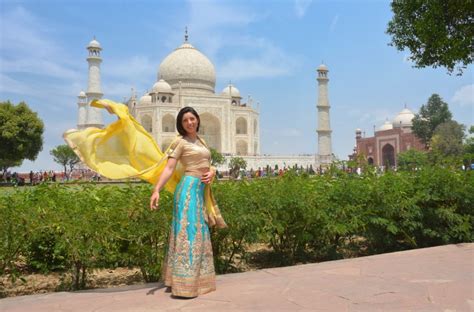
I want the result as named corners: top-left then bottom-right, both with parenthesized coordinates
top-left (1, 165), bottom-right (472, 297)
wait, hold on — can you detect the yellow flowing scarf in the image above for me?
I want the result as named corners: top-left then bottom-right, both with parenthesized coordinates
top-left (63, 99), bottom-right (226, 228)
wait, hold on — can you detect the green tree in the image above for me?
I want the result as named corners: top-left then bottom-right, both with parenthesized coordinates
top-left (0, 101), bottom-right (44, 173)
top-left (386, 1), bottom-right (473, 75)
top-left (210, 147), bottom-right (225, 166)
top-left (397, 149), bottom-right (428, 171)
top-left (412, 94), bottom-right (452, 147)
top-left (50, 144), bottom-right (80, 176)
top-left (463, 126), bottom-right (474, 169)
top-left (229, 157), bottom-right (247, 178)
top-left (464, 125), bottom-right (474, 154)
top-left (431, 120), bottom-right (465, 158)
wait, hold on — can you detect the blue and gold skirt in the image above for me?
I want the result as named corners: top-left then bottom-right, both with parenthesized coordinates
top-left (162, 175), bottom-right (216, 297)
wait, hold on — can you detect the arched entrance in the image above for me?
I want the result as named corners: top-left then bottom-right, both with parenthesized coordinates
top-left (162, 114), bottom-right (175, 133)
top-left (382, 144), bottom-right (395, 167)
top-left (236, 117), bottom-right (248, 134)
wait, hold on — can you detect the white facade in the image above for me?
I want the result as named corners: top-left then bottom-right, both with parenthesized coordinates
top-left (128, 37), bottom-right (261, 158)
top-left (76, 34), bottom-right (335, 172)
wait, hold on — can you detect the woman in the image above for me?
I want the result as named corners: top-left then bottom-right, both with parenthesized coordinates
top-left (63, 100), bottom-right (226, 298)
top-left (150, 107), bottom-right (221, 297)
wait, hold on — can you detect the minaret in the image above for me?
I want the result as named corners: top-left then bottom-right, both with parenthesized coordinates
top-left (84, 37), bottom-right (104, 128)
top-left (77, 90), bottom-right (87, 129)
top-left (127, 87), bottom-right (137, 117)
top-left (316, 63), bottom-right (333, 165)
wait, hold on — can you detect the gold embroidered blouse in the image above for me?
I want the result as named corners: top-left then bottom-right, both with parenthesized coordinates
top-left (168, 137), bottom-right (211, 177)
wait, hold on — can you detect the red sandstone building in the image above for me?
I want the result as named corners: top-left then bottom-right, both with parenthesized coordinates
top-left (352, 107), bottom-right (426, 168)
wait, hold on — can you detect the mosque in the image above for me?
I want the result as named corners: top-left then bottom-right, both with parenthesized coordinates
top-left (75, 33), bottom-right (334, 171)
top-left (351, 107), bottom-right (426, 168)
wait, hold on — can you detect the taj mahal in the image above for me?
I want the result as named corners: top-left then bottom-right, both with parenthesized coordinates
top-left (75, 33), bottom-right (334, 171)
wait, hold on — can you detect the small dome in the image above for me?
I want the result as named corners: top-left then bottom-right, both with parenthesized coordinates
top-left (355, 128), bottom-right (362, 133)
top-left (87, 39), bottom-right (101, 49)
top-left (139, 94), bottom-right (152, 105)
top-left (78, 90), bottom-right (86, 98)
top-left (221, 84), bottom-right (241, 98)
top-left (152, 79), bottom-right (173, 94)
top-left (393, 108), bottom-right (415, 128)
top-left (318, 64), bottom-right (328, 71)
top-left (379, 119), bottom-right (393, 131)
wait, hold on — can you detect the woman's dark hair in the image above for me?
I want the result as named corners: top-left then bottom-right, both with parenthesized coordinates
top-left (176, 106), bottom-right (200, 136)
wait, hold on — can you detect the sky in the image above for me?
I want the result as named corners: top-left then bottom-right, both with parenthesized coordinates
top-left (1, 0), bottom-right (473, 172)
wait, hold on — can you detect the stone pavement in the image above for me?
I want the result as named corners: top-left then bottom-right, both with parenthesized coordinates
top-left (0, 243), bottom-right (472, 312)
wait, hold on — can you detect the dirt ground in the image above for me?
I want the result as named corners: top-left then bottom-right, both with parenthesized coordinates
top-left (0, 267), bottom-right (143, 298)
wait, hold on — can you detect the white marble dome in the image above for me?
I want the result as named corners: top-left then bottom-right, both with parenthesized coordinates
top-left (152, 79), bottom-right (173, 94)
top-left (139, 94), bottom-right (152, 105)
top-left (379, 119), bottom-right (393, 131)
top-left (88, 39), bottom-right (101, 49)
top-left (78, 90), bottom-right (86, 97)
top-left (393, 108), bottom-right (415, 128)
top-left (221, 84), bottom-right (241, 98)
top-left (158, 42), bottom-right (216, 94)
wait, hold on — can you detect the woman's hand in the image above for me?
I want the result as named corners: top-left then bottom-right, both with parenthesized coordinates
top-left (150, 190), bottom-right (160, 210)
top-left (201, 169), bottom-right (215, 184)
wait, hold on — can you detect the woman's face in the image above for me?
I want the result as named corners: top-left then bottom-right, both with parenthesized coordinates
top-left (181, 112), bottom-right (199, 135)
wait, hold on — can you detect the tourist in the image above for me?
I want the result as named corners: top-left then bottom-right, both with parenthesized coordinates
top-left (64, 99), bottom-right (226, 299)
top-left (151, 106), bottom-right (226, 298)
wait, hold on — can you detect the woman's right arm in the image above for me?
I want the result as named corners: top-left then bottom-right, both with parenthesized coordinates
top-left (150, 157), bottom-right (178, 210)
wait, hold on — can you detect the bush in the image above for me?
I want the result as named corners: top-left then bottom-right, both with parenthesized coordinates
top-left (0, 166), bottom-right (472, 292)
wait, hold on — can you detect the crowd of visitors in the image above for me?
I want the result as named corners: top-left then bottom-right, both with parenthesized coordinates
top-left (0, 169), bottom-right (102, 186)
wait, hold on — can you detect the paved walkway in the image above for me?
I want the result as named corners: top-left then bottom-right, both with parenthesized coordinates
top-left (0, 243), bottom-right (472, 311)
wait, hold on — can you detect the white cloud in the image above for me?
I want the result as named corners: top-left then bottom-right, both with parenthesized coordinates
top-left (181, 0), bottom-right (261, 57)
top-left (2, 58), bottom-right (81, 80)
top-left (452, 84), bottom-right (474, 107)
top-left (0, 73), bottom-right (29, 94)
top-left (0, 7), bottom-right (59, 58)
top-left (351, 107), bottom-right (399, 133)
top-left (102, 82), bottom-right (138, 99)
top-left (169, 0), bottom-right (299, 80)
top-left (0, 73), bottom-right (80, 110)
top-left (282, 128), bottom-right (302, 137)
top-left (294, 0), bottom-right (312, 18)
top-left (0, 6), bottom-right (79, 79)
top-left (104, 55), bottom-right (155, 82)
top-left (219, 57), bottom-right (294, 80)
top-left (0, 5), bottom-right (84, 110)
top-left (218, 37), bottom-right (299, 79)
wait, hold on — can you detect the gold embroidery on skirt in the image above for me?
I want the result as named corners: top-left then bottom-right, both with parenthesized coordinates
top-left (163, 177), bottom-right (216, 297)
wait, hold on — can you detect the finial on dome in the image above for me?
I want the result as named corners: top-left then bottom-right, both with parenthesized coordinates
top-left (184, 26), bottom-right (189, 42)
